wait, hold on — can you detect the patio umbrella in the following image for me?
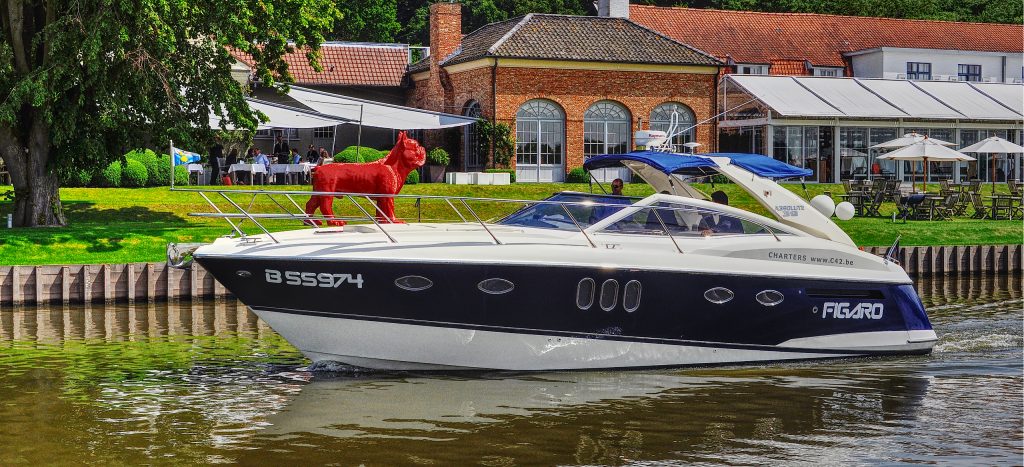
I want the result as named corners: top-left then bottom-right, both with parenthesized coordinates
top-left (876, 138), bottom-right (975, 191)
top-left (958, 136), bottom-right (1024, 193)
top-left (870, 133), bottom-right (957, 149)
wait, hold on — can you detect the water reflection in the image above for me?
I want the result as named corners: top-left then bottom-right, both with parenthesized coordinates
top-left (0, 274), bottom-right (1020, 465)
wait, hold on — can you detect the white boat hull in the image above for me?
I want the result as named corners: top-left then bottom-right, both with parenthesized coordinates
top-left (251, 307), bottom-right (936, 371)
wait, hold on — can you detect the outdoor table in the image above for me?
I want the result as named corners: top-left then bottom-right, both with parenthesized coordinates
top-left (987, 194), bottom-right (1020, 220)
top-left (186, 163), bottom-right (205, 185)
top-left (229, 163), bottom-right (267, 185)
top-left (269, 163), bottom-right (313, 184)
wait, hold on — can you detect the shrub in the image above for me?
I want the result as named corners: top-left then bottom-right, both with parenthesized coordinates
top-left (61, 169), bottom-right (94, 187)
top-left (333, 146), bottom-right (384, 164)
top-left (95, 161), bottom-right (122, 187)
top-left (566, 167), bottom-right (589, 183)
top-left (173, 165), bottom-right (188, 185)
top-left (405, 169), bottom-right (420, 185)
top-left (426, 147), bottom-right (450, 166)
top-left (484, 168), bottom-right (515, 183)
top-left (125, 149), bottom-right (161, 186)
top-left (122, 159), bottom-right (149, 187)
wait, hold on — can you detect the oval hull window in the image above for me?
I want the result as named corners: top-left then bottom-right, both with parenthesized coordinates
top-left (704, 287), bottom-right (734, 304)
top-left (478, 278), bottom-right (514, 295)
top-left (395, 275), bottom-right (433, 291)
top-left (756, 290), bottom-right (784, 307)
top-left (623, 280), bottom-right (641, 312)
top-left (600, 279), bottom-right (619, 311)
top-left (576, 278), bottom-right (595, 310)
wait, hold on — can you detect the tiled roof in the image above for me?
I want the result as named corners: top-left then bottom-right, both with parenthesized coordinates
top-left (427, 13), bottom-right (719, 69)
top-left (631, 5), bottom-right (1024, 68)
top-left (770, 59), bottom-right (809, 76)
top-left (230, 43), bottom-right (409, 87)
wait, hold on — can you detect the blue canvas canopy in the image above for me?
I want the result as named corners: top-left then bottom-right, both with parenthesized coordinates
top-left (706, 153), bottom-right (813, 179)
top-left (584, 151), bottom-right (812, 180)
top-left (583, 151), bottom-right (719, 174)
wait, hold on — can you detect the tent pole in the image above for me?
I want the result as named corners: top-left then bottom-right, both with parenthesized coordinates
top-left (991, 153), bottom-right (996, 194)
top-left (169, 139), bottom-right (175, 189)
top-left (356, 104), bottom-right (364, 161)
top-left (331, 125), bottom-right (337, 156)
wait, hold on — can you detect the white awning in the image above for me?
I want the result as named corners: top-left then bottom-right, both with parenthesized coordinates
top-left (854, 79), bottom-right (964, 119)
top-left (210, 98), bottom-right (353, 130)
top-left (911, 81), bottom-right (1021, 120)
top-left (288, 86), bottom-right (478, 129)
top-left (726, 75), bottom-right (1024, 122)
top-left (970, 82), bottom-right (1024, 116)
top-left (728, 75), bottom-right (842, 117)
top-left (795, 77), bottom-right (907, 118)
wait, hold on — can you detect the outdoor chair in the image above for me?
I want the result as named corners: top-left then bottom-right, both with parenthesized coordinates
top-left (968, 179), bottom-right (981, 194)
top-left (939, 179), bottom-right (951, 193)
top-left (934, 193), bottom-right (958, 220)
top-left (885, 179), bottom-right (903, 205)
top-left (969, 192), bottom-right (989, 219)
top-left (864, 179), bottom-right (887, 216)
top-left (895, 194), bottom-right (926, 223)
top-left (841, 180), bottom-right (854, 195)
top-left (1008, 179), bottom-right (1021, 198)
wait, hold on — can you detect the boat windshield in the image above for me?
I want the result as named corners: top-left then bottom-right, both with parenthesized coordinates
top-left (597, 201), bottom-right (783, 237)
top-left (498, 192), bottom-right (638, 230)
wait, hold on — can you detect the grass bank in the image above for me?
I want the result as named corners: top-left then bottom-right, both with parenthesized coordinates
top-left (0, 182), bottom-right (1020, 266)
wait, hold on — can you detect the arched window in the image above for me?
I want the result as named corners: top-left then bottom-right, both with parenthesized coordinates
top-left (583, 101), bottom-right (631, 156)
top-left (515, 99), bottom-right (565, 182)
top-left (650, 102), bottom-right (696, 152)
top-left (462, 100), bottom-right (482, 168)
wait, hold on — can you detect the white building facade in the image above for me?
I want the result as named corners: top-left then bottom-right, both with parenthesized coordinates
top-left (847, 47), bottom-right (1024, 83)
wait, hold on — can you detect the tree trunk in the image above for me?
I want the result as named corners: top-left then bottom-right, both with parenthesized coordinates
top-left (1, 119), bottom-right (65, 227)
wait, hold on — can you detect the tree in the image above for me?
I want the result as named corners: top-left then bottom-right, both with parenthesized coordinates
top-left (333, 0), bottom-right (402, 42)
top-left (0, 0), bottom-right (340, 227)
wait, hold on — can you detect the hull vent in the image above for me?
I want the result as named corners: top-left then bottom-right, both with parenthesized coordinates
top-left (704, 287), bottom-right (734, 304)
top-left (755, 289), bottom-right (785, 307)
top-left (478, 278), bottom-right (515, 295)
top-left (395, 275), bottom-right (433, 292)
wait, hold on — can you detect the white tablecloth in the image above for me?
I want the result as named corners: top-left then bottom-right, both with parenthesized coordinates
top-left (229, 163), bottom-right (267, 174)
top-left (186, 163), bottom-right (204, 173)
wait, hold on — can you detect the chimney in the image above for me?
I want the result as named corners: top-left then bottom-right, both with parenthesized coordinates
top-left (429, 2), bottom-right (462, 65)
top-left (598, 0), bottom-right (629, 19)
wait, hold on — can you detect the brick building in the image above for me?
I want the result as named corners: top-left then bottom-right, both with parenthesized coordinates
top-left (407, 2), bottom-right (721, 182)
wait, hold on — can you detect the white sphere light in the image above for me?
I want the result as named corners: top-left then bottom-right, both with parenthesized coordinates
top-left (809, 195), bottom-right (836, 217)
top-left (835, 202), bottom-right (856, 221)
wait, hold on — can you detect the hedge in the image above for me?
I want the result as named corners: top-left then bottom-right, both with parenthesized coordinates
top-left (125, 149), bottom-right (162, 186)
top-left (566, 167), bottom-right (589, 183)
top-left (95, 161), bottom-right (122, 187)
top-left (333, 146), bottom-right (385, 164)
top-left (426, 147), bottom-right (450, 166)
top-left (122, 159), bottom-right (149, 187)
top-left (405, 169), bottom-right (419, 185)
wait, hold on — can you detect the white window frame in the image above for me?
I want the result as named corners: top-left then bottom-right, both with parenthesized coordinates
top-left (736, 64), bottom-right (769, 75)
top-left (313, 126), bottom-right (334, 139)
top-left (812, 67), bottom-right (842, 77)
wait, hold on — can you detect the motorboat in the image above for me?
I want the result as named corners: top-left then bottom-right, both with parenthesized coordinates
top-left (176, 151), bottom-right (937, 370)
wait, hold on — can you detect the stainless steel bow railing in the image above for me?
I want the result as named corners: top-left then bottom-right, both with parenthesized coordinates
top-left (175, 187), bottom-right (788, 249)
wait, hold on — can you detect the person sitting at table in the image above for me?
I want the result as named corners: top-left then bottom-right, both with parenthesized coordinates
top-left (306, 144), bottom-right (318, 163)
top-left (290, 148), bottom-right (302, 164)
top-left (317, 147), bottom-right (331, 166)
top-left (252, 149), bottom-right (270, 184)
top-left (225, 148), bottom-right (239, 166)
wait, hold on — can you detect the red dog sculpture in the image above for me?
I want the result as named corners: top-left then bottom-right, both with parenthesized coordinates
top-left (304, 131), bottom-right (426, 226)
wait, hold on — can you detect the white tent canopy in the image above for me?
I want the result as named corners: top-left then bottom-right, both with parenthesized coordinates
top-left (871, 133), bottom-right (956, 149)
top-left (288, 86), bottom-right (478, 130)
top-left (210, 98), bottom-right (353, 130)
top-left (727, 75), bottom-right (1024, 121)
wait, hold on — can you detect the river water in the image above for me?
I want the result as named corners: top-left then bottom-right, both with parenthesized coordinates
top-left (0, 274), bottom-right (1020, 465)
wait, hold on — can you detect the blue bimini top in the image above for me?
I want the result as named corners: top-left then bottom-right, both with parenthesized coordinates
top-left (584, 151), bottom-right (812, 180)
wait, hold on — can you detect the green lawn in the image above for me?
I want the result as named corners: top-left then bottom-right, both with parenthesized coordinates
top-left (0, 182), bottom-right (1020, 266)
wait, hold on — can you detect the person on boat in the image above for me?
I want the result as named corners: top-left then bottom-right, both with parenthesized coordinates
top-left (699, 191), bottom-right (744, 235)
top-left (611, 178), bottom-right (624, 196)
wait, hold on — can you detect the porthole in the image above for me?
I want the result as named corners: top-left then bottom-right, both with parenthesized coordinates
top-left (704, 287), bottom-right (734, 304)
top-left (623, 280), bottom-right (642, 312)
top-left (756, 289), bottom-right (784, 307)
top-left (600, 279), bottom-right (619, 311)
top-left (478, 278), bottom-right (514, 295)
top-left (395, 275), bottom-right (433, 292)
top-left (576, 278), bottom-right (595, 310)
